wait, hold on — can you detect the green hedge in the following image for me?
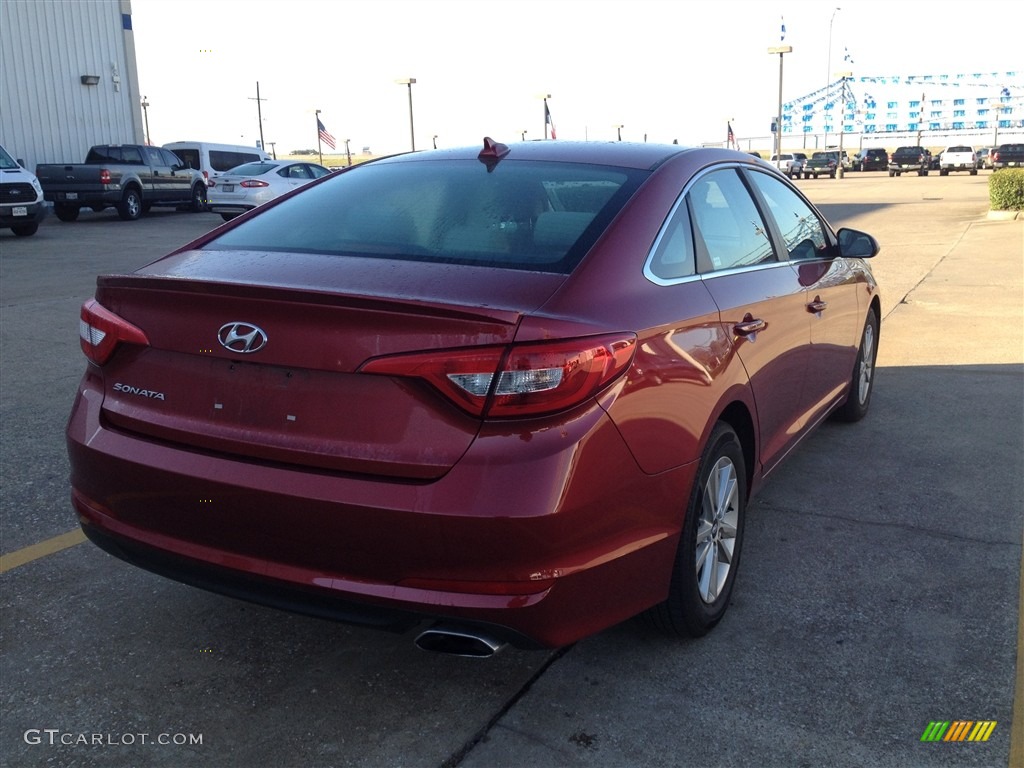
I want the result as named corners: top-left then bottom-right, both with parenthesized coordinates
top-left (989, 168), bottom-right (1024, 210)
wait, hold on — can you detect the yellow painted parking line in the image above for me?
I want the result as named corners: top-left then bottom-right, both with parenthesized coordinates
top-left (0, 528), bottom-right (87, 574)
top-left (1010, 548), bottom-right (1024, 768)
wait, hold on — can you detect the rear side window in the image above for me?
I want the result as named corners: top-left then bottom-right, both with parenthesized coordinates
top-left (209, 150), bottom-right (263, 171)
top-left (207, 159), bottom-right (646, 274)
top-left (647, 198), bottom-right (696, 281)
top-left (687, 169), bottom-right (776, 272)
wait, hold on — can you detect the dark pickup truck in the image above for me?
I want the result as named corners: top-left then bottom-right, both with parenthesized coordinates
top-left (36, 144), bottom-right (206, 221)
top-left (803, 151), bottom-right (840, 179)
top-left (888, 146), bottom-right (931, 177)
top-left (991, 143), bottom-right (1024, 170)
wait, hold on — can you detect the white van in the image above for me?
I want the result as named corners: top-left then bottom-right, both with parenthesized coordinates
top-left (163, 141), bottom-right (271, 187)
top-left (0, 142), bottom-right (48, 236)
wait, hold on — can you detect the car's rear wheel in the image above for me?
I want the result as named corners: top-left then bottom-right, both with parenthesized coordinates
top-left (54, 204), bottom-right (79, 222)
top-left (835, 306), bottom-right (879, 423)
top-left (219, 213), bottom-right (238, 222)
top-left (190, 183), bottom-right (206, 212)
top-left (643, 422), bottom-right (746, 638)
top-left (117, 188), bottom-right (142, 221)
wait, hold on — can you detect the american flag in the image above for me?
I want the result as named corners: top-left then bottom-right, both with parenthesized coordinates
top-left (727, 121), bottom-right (736, 149)
top-left (545, 102), bottom-right (557, 139)
top-left (318, 118), bottom-right (336, 150)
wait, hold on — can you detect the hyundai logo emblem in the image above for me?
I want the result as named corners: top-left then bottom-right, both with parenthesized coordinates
top-left (217, 322), bottom-right (268, 354)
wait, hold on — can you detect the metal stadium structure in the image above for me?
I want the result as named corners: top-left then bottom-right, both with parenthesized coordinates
top-left (777, 70), bottom-right (1023, 151)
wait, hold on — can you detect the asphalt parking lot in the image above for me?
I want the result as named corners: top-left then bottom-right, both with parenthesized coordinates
top-left (1, 172), bottom-right (1022, 768)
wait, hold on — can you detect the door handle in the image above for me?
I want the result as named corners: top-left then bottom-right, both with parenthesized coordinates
top-left (734, 316), bottom-right (767, 336)
top-left (807, 298), bottom-right (828, 313)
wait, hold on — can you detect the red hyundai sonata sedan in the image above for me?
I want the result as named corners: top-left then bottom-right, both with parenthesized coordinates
top-left (67, 139), bottom-right (880, 655)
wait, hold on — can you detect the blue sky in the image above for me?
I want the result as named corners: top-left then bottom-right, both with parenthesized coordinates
top-left (131, 0), bottom-right (1021, 154)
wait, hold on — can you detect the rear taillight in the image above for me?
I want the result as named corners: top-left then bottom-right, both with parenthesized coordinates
top-left (360, 334), bottom-right (636, 418)
top-left (99, 169), bottom-right (111, 185)
top-left (202, 170), bottom-right (210, 184)
top-left (79, 299), bottom-right (149, 365)
top-left (240, 179), bottom-right (270, 188)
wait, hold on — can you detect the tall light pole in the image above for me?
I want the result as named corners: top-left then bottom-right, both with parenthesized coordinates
top-left (249, 82), bottom-right (267, 150)
top-left (835, 70), bottom-right (852, 178)
top-left (768, 46), bottom-right (793, 164)
top-left (140, 96), bottom-right (150, 145)
top-left (824, 7), bottom-right (841, 149)
top-left (396, 78), bottom-right (416, 151)
top-left (614, 124), bottom-right (624, 141)
top-left (345, 139), bottom-right (351, 166)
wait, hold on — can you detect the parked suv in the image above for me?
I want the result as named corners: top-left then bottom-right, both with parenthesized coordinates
top-left (888, 146), bottom-right (931, 176)
top-left (856, 148), bottom-right (888, 172)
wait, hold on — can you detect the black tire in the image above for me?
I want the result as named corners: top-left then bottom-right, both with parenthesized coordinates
top-left (643, 422), bottom-right (747, 638)
top-left (835, 306), bottom-right (879, 423)
top-left (803, 172), bottom-right (810, 180)
top-left (829, 171), bottom-right (836, 179)
top-left (117, 188), bottom-right (142, 221)
top-left (939, 169), bottom-right (948, 176)
top-left (54, 204), bottom-right (80, 222)
top-left (11, 223), bottom-right (39, 236)
top-left (189, 183), bottom-right (206, 213)
top-left (920, 169), bottom-right (928, 176)
top-left (219, 213), bottom-right (238, 222)
top-left (970, 169), bottom-right (977, 176)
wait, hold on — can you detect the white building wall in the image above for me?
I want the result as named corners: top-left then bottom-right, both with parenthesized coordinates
top-left (0, 0), bottom-right (143, 172)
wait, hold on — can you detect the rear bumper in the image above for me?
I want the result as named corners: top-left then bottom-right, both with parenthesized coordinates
top-left (208, 203), bottom-right (256, 215)
top-left (44, 190), bottom-right (122, 205)
top-left (67, 375), bottom-right (693, 648)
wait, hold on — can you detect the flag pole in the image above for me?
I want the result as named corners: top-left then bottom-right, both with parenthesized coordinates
top-left (315, 109), bottom-right (323, 165)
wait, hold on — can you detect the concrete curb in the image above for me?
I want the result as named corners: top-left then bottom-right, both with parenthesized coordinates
top-left (987, 209), bottom-right (1024, 220)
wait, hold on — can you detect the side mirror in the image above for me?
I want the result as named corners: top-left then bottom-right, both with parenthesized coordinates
top-left (837, 227), bottom-right (880, 259)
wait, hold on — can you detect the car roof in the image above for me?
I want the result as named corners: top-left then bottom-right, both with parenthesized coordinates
top-left (376, 140), bottom-right (706, 172)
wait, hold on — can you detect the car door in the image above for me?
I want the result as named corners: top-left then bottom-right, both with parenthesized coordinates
top-left (134, 145), bottom-right (164, 199)
top-left (160, 148), bottom-right (194, 201)
top-left (745, 168), bottom-right (863, 426)
top-left (278, 163), bottom-right (313, 192)
top-left (688, 167), bottom-right (811, 475)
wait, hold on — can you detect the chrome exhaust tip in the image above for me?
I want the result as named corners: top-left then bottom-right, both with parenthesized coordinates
top-left (414, 624), bottom-right (507, 658)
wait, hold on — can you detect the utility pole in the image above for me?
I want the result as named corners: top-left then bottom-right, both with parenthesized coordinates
top-left (249, 82), bottom-right (267, 150)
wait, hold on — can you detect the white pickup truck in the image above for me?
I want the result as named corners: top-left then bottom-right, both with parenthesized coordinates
top-left (938, 145), bottom-right (978, 176)
top-left (770, 153), bottom-right (804, 179)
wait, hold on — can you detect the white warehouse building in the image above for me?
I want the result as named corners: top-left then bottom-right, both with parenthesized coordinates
top-left (0, 0), bottom-right (145, 171)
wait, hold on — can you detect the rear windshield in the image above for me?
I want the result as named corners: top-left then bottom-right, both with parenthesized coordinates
top-left (205, 158), bottom-right (646, 273)
top-left (947, 146), bottom-right (972, 153)
top-left (223, 162), bottom-right (277, 176)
